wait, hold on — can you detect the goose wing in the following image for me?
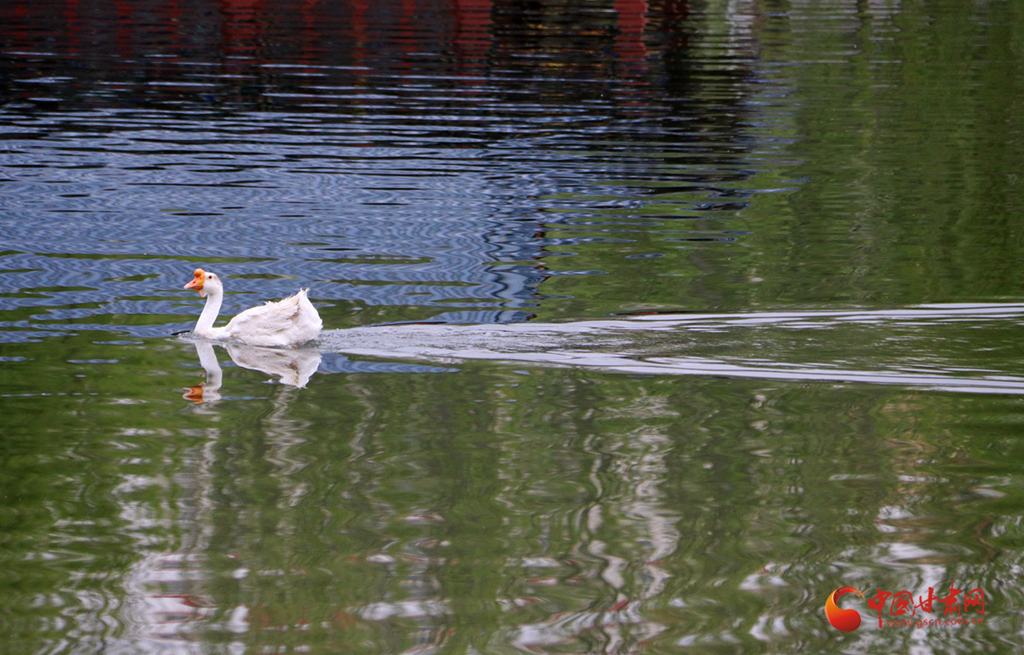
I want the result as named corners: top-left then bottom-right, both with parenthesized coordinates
top-left (224, 290), bottom-right (321, 347)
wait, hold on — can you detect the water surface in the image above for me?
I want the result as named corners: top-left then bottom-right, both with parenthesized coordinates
top-left (2, 0), bottom-right (1024, 653)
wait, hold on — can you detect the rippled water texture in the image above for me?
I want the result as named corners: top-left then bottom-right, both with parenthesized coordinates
top-left (2, 0), bottom-right (1024, 653)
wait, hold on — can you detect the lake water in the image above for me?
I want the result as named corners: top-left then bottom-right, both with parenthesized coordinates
top-left (2, 0), bottom-right (1023, 652)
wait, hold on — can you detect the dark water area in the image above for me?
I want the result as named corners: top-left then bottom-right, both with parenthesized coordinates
top-left (3, 0), bottom-right (1024, 653)
top-left (1, 0), bottom-right (734, 332)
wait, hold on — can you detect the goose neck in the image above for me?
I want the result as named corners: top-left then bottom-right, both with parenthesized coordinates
top-left (194, 288), bottom-right (224, 336)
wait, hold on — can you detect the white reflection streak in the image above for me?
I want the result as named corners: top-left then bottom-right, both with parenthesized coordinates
top-left (511, 602), bottom-right (665, 654)
top-left (319, 304), bottom-right (1024, 395)
top-left (626, 429), bottom-right (680, 600)
top-left (114, 342), bottom-right (322, 650)
top-left (115, 441), bottom-right (221, 651)
top-left (112, 352), bottom-right (229, 650)
top-left (513, 423), bottom-right (677, 651)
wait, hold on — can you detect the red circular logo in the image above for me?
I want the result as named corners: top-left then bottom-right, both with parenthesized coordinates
top-left (825, 587), bottom-right (864, 632)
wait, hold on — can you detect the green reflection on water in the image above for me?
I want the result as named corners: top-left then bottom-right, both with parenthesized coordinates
top-left (532, 0), bottom-right (1024, 320)
top-left (2, 331), bottom-right (1023, 652)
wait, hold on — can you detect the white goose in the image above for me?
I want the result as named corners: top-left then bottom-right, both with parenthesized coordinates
top-left (183, 268), bottom-right (322, 347)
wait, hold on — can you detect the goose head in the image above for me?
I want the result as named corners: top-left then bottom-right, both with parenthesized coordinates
top-left (184, 268), bottom-right (223, 298)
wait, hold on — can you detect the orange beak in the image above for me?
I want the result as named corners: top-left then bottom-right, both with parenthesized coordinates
top-left (184, 269), bottom-right (205, 292)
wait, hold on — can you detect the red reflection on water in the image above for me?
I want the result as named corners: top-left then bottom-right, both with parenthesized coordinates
top-left (63, 0), bottom-right (80, 54)
top-left (453, 0), bottom-right (492, 67)
top-left (613, 0), bottom-right (649, 105)
top-left (615, 0), bottom-right (648, 63)
top-left (351, 0), bottom-right (369, 67)
top-left (220, 0), bottom-right (264, 57)
top-left (1, 0), bottom-right (706, 111)
top-left (3, 0), bottom-right (692, 67)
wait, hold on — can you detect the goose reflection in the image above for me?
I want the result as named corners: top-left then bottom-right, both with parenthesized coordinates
top-left (184, 341), bottom-right (322, 403)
